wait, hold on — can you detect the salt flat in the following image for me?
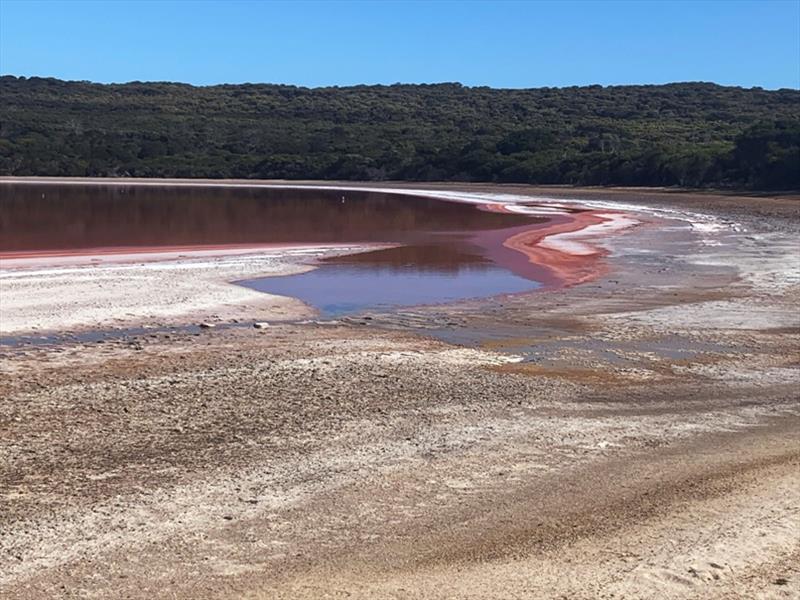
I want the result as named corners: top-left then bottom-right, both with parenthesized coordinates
top-left (0, 181), bottom-right (798, 600)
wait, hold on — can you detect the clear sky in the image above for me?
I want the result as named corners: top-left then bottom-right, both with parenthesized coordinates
top-left (1, 0), bottom-right (798, 89)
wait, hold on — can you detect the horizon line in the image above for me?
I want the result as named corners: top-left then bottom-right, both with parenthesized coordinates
top-left (2, 73), bottom-right (797, 93)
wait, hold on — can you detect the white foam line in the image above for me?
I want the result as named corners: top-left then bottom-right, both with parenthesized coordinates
top-left (539, 213), bottom-right (642, 255)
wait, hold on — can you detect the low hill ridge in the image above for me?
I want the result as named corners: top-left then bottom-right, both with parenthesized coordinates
top-left (1, 76), bottom-right (798, 188)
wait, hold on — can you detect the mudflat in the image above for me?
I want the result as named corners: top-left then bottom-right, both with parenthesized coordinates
top-left (0, 180), bottom-right (798, 599)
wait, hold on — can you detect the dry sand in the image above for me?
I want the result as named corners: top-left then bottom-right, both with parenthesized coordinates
top-left (0, 180), bottom-right (798, 599)
top-left (0, 246), bottom-right (371, 334)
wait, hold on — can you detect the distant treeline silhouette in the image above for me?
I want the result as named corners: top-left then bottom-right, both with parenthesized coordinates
top-left (1, 76), bottom-right (798, 189)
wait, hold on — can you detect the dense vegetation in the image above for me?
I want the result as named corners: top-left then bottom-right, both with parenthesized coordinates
top-left (1, 76), bottom-right (798, 189)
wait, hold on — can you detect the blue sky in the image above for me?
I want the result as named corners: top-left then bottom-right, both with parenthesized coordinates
top-left (1, 0), bottom-right (798, 89)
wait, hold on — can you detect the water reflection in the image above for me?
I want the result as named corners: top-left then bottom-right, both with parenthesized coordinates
top-left (240, 261), bottom-right (540, 317)
top-left (0, 184), bottom-right (539, 251)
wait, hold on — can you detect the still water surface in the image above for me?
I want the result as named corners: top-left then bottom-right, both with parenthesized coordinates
top-left (1, 184), bottom-right (552, 314)
top-left (239, 245), bottom-right (541, 316)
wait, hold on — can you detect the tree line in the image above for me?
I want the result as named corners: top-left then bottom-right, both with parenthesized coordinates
top-left (1, 76), bottom-right (798, 189)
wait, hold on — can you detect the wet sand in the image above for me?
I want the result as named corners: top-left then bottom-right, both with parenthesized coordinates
top-left (0, 179), bottom-right (798, 599)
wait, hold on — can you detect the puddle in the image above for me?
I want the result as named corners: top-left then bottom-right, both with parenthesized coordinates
top-left (428, 325), bottom-right (735, 366)
top-left (0, 324), bottom-right (209, 349)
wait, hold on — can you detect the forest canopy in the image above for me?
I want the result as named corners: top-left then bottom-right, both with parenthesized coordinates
top-left (1, 76), bottom-right (798, 189)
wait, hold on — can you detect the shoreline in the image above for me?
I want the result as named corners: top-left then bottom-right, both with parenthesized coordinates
top-left (1, 175), bottom-right (797, 197)
top-left (0, 182), bottom-right (649, 335)
top-left (0, 242), bottom-right (381, 269)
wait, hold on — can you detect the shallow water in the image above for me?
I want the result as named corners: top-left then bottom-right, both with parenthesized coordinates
top-left (1, 183), bottom-right (553, 314)
top-left (240, 247), bottom-right (541, 317)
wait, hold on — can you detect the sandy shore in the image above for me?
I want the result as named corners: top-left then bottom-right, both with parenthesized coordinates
top-left (0, 246), bottom-right (374, 335)
top-left (0, 180), bottom-right (798, 599)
